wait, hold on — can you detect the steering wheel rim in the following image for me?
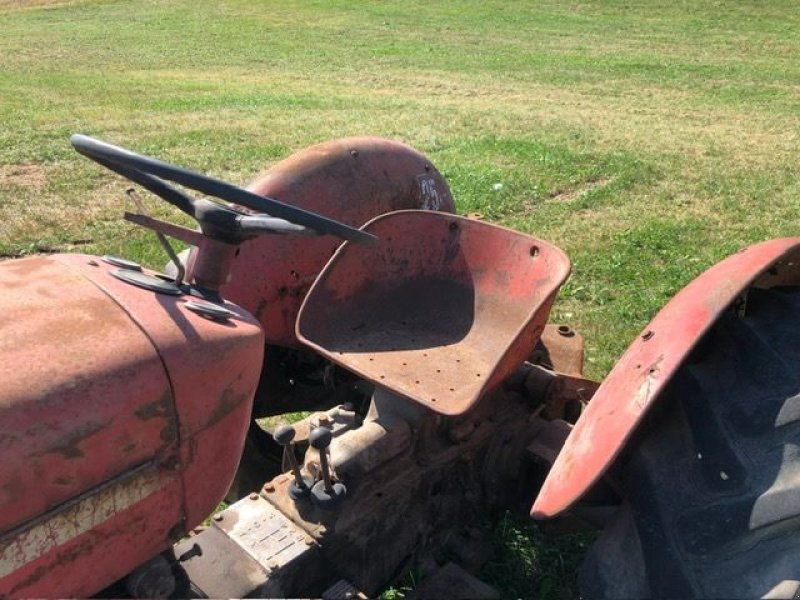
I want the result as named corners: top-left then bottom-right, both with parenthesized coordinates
top-left (70, 134), bottom-right (378, 245)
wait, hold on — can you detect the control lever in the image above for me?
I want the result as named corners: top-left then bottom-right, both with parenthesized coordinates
top-left (273, 425), bottom-right (313, 500)
top-left (309, 426), bottom-right (347, 509)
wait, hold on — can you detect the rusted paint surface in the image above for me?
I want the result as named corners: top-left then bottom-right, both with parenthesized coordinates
top-left (532, 324), bottom-right (586, 376)
top-left (297, 211), bottom-right (570, 416)
top-left (532, 237), bottom-right (800, 519)
top-left (58, 254), bottom-right (264, 439)
top-left (57, 254), bottom-right (264, 531)
top-left (201, 137), bottom-right (455, 348)
top-left (179, 395), bottom-right (254, 527)
top-left (0, 464), bottom-right (183, 598)
top-left (0, 256), bottom-right (174, 533)
top-left (0, 253), bottom-right (264, 595)
top-left (0, 462), bottom-right (161, 578)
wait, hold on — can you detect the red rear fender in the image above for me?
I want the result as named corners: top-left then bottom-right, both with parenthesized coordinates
top-left (533, 238), bottom-right (800, 518)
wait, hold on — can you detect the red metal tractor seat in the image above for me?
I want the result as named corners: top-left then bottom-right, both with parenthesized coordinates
top-left (297, 210), bottom-right (570, 416)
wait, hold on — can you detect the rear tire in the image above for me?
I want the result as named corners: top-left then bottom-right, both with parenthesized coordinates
top-left (583, 286), bottom-right (800, 599)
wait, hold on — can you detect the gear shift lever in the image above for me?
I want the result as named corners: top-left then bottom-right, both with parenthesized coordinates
top-left (273, 424), bottom-right (313, 500)
top-left (309, 426), bottom-right (347, 509)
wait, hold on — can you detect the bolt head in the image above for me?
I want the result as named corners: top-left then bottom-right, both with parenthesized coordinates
top-left (212, 513), bottom-right (223, 522)
top-left (249, 492), bottom-right (259, 500)
top-left (264, 483), bottom-right (276, 493)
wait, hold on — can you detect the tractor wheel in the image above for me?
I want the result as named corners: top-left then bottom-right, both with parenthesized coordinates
top-left (581, 285), bottom-right (800, 598)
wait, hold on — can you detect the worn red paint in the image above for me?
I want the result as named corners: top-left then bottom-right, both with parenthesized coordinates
top-left (179, 396), bottom-right (253, 527)
top-left (0, 254), bottom-right (264, 596)
top-left (1, 465), bottom-right (183, 598)
top-left (298, 211), bottom-right (570, 416)
top-left (532, 237), bottom-right (800, 519)
top-left (0, 256), bottom-right (174, 533)
top-left (59, 254), bottom-right (264, 439)
top-left (206, 137), bottom-right (456, 349)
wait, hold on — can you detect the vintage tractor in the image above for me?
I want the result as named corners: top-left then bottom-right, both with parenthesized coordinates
top-left (0, 135), bottom-right (798, 599)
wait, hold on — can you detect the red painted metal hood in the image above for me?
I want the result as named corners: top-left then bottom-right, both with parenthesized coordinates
top-left (0, 255), bottom-right (174, 532)
top-left (0, 254), bottom-right (264, 597)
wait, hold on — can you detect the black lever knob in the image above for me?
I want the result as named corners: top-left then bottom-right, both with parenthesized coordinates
top-left (273, 424), bottom-right (312, 500)
top-left (309, 426), bottom-right (346, 509)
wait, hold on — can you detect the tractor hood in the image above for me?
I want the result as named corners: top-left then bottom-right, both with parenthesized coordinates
top-left (0, 254), bottom-right (264, 597)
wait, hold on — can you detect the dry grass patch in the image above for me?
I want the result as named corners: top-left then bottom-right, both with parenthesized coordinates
top-left (0, 0), bottom-right (83, 10)
top-left (548, 176), bottom-right (615, 204)
top-left (0, 164), bottom-right (50, 189)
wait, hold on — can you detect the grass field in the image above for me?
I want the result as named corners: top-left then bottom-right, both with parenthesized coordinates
top-left (2, 0), bottom-right (799, 596)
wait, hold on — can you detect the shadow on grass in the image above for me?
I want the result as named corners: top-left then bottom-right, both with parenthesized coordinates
top-left (479, 511), bottom-right (595, 600)
top-left (381, 510), bottom-right (595, 600)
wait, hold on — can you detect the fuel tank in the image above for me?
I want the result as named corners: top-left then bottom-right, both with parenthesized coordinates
top-left (0, 254), bottom-right (264, 597)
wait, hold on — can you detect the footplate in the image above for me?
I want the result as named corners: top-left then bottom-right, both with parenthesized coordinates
top-left (175, 495), bottom-right (319, 598)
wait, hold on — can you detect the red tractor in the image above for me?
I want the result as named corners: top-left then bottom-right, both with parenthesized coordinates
top-left (0, 135), bottom-right (797, 599)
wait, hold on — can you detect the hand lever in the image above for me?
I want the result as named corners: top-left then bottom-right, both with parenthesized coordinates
top-left (309, 426), bottom-right (347, 510)
top-left (273, 425), bottom-right (313, 501)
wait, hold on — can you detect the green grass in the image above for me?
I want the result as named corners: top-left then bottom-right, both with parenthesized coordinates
top-left (479, 512), bottom-right (593, 600)
top-left (380, 512), bottom-right (593, 599)
top-left (3, 0), bottom-right (799, 377)
top-left (2, 0), bottom-right (799, 596)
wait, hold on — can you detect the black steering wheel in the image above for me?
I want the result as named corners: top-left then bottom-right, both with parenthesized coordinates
top-left (70, 134), bottom-right (377, 246)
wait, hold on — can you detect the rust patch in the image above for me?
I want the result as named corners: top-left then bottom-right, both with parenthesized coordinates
top-left (532, 324), bottom-right (586, 376)
top-left (207, 380), bottom-right (250, 430)
top-left (160, 420), bottom-right (179, 445)
top-left (135, 391), bottom-right (173, 421)
top-left (133, 391), bottom-right (178, 447)
top-left (40, 421), bottom-right (109, 459)
top-left (254, 298), bottom-right (269, 320)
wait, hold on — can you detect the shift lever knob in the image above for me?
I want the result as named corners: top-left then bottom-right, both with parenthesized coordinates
top-left (309, 426), bottom-right (332, 451)
top-left (273, 424), bottom-right (296, 446)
